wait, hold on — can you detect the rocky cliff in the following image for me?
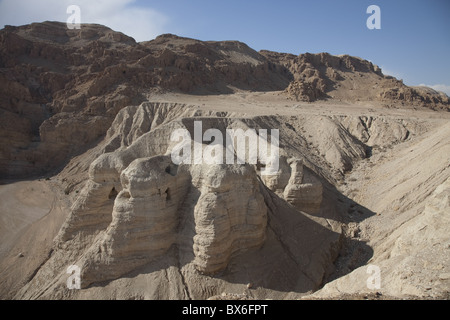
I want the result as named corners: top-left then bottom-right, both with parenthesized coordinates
top-left (261, 50), bottom-right (450, 108)
top-left (7, 102), bottom-right (348, 300)
top-left (1, 21), bottom-right (448, 179)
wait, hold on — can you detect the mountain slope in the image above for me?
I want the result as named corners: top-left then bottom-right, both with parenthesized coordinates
top-left (1, 22), bottom-right (448, 179)
top-left (261, 50), bottom-right (450, 108)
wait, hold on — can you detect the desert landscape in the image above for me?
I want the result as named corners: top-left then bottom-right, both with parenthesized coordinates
top-left (0, 21), bottom-right (449, 300)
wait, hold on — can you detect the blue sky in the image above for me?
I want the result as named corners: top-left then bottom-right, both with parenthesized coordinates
top-left (0, 0), bottom-right (449, 94)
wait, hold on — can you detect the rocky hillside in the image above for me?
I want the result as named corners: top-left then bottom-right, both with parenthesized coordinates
top-left (3, 99), bottom-right (448, 299)
top-left (0, 22), bottom-right (288, 178)
top-left (1, 21), bottom-right (448, 179)
top-left (1, 102), bottom-right (346, 299)
top-left (261, 50), bottom-right (450, 107)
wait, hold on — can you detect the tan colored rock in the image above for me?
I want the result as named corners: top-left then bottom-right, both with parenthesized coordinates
top-left (283, 159), bottom-right (323, 214)
top-left (49, 110), bottom-right (273, 287)
top-left (192, 164), bottom-right (267, 274)
top-left (2, 21), bottom-right (448, 179)
top-left (260, 157), bottom-right (323, 214)
top-left (307, 122), bottom-right (450, 299)
top-left (259, 156), bottom-right (291, 194)
top-left (261, 50), bottom-right (449, 109)
top-left (66, 159), bottom-right (268, 286)
top-left (77, 156), bottom-right (191, 287)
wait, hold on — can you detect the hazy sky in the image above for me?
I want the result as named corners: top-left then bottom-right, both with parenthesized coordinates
top-left (0, 0), bottom-right (449, 95)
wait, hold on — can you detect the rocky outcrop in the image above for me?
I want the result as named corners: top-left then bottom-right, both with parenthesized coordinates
top-left (46, 105), bottom-right (273, 287)
top-left (339, 115), bottom-right (413, 148)
top-left (378, 84), bottom-right (450, 110)
top-left (1, 22), bottom-right (448, 178)
top-left (261, 157), bottom-right (323, 214)
top-left (305, 120), bottom-right (450, 300)
top-left (10, 102), bottom-right (344, 299)
top-left (261, 51), bottom-right (449, 108)
top-left (70, 156), bottom-right (267, 287)
top-left (192, 164), bottom-right (267, 274)
top-left (307, 176), bottom-right (450, 300)
top-left (0, 23), bottom-right (289, 178)
top-left (285, 79), bottom-right (327, 102)
top-left (76, 156), bottom-right (191, 286)
top-left (283, 159), bottom-right (323, 213)
top-left (5, 22), bottom-right (449, 301)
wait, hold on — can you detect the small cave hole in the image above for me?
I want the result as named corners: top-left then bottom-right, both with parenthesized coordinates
top-left (165, 188), bottom-right (171, 201)
top-left (108, 187), bottom-right (118, 200)
top-left (165, 164), bottom-right (178, 176)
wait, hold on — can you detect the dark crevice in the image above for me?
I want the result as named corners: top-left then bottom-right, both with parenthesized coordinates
top-left (108, 187), bottom-right (118, 200)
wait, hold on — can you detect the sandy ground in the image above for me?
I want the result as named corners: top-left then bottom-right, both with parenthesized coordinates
top-left (0, 180), bottom-right (54, 252)
top-left (0, 179), bottom-right (69, 298)
top-left (149, 91), bottom-right (450, 121)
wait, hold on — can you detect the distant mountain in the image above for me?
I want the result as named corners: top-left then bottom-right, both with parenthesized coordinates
top-left (261, 50), bottom-right (449, 107)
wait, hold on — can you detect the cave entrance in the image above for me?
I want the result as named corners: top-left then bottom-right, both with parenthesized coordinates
top-left (165, 188), bottom-right (171, 201)
top-left (108, 187), bottom-right (118, 200)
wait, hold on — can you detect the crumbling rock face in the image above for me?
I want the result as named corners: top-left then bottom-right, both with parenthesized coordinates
top-left (378, 85), bottom-right (450, 111)
top-left (339, 115), bottom-right (414, 148)
top-left (261, 51), bottom-right (383, 102)
top-left (42, 105), bottom-right (273, 288)
top-left (2, 22), bottom-right (448, 178)
top-left (285, 79), bottom-right (327, 102)
top-left (11, 102), bottom-right (344, 300)
top-left (0, 23), bottom-right (289, 178)
top-left (261, 157), bottom-right (323, 213)
top-left (2, 21), bottom-right (449, 301)
top-left (261, 50), bottom-right (449, 108)
top-left (77, 156), bottom-right (191, 287)
top-left (72, 155), bottom-right (268, 288)
top-left (192, 164), bottom-right (267, 274)
top-left (282, 159), bottom-right (323, 213)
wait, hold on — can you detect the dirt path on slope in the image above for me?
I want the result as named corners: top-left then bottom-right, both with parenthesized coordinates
top-left (0, 179), bottom-right (69, 299)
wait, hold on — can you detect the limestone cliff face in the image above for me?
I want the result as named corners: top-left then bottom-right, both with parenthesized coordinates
top-left (49, 105), bottom-right (271, 287)
top-left (71, 155), bottom-right (267, 287)
top-left (191, 164), bottom-right (267, 274)
top-left (2, 22), bottom-right (448, 178)
top-left (77, 156), bottom-right (191, 286)
top-left (283, 159), bottom-right (323, 213)
top-left (260, 51), bottom-right (449, 109)
top-left (0, 22), bottom-right (290, 178)
top-left (2, 21), bottom-right (449, 301)
top-left (17, 102), bottom-right (426, 300)
top-left (261, 157), bottom-right (323, 214)
top-left (12, 102), bottom-right (344, 300)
